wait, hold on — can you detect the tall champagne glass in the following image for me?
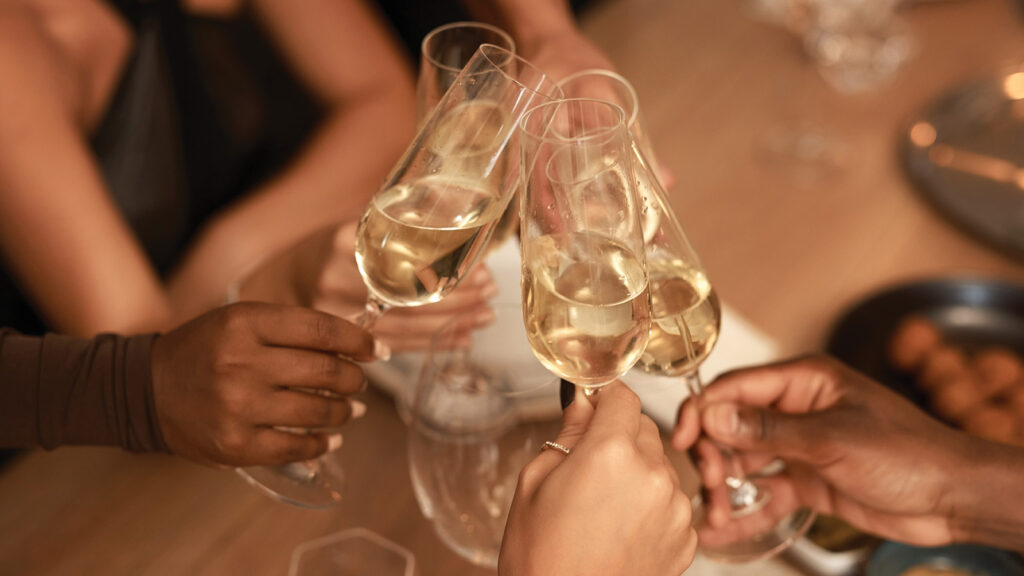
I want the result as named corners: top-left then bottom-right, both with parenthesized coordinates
top-left (238, 44), bottom-right (561, 508)
top-left (417, 22), bottom-right (520, 258)
top-left (574, 70), bottom-right (818, 561)
top-left (519, 98), bottom-right (652, 395)
top-left (634, 147), bottom-right (816, 562)
top-left (416, 22), bottom-right (515, 122)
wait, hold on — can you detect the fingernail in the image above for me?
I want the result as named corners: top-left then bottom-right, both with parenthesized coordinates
top-left (705, 403), bottom-right (739, 437)
top-left (373, 338), bottom-right (391, 362)
top-left (350, 400), bottom-right (367, 419)
top-left (359, 375), bottom-right (368, 393)
top-left (480, 282), bottom-right (499, 300)
top-left (327, 434), bottom-right (344, 452)
top-left (559, 379), bottom-right (575, 410)
top-left (474, 307), bottom-right (496, 326)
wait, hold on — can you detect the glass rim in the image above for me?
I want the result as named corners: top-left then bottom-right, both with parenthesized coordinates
top-left (473, 43), bottom-right (564, 103)
top-left (556, 68), bottom-right (640, 131)
top-left (421, 21), bottom-right (516, 73)
top-left (519, 97), bottom-right (629, 145)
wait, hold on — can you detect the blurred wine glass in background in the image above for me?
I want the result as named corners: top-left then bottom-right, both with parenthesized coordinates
top-left (757, 0), bottom-right (913, 175)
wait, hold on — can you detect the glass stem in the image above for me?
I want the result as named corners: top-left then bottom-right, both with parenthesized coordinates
top-left (684, 372), bottom-right (768, 517)
top-left (358, 297), bottom-right (389, 331)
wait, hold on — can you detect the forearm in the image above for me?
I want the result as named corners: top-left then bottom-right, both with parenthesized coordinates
top-left (0, 329), bottom-right (167, 453)
top-left (167, 89), bottom-right (415, 319)
top-left (947, 436), bottom-right (1024, 551)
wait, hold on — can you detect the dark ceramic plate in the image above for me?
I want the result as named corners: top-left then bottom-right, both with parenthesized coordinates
top-left (826, 277), bottom-right (1024, 411)
top-left (866, 542), bottom-right (1024, 576)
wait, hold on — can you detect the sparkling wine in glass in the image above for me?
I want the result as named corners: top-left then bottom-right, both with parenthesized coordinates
top-left (238, 44), bottom-right (561, 509)
top-left (416, 22), bottom-right (521, 258)
top-left (518, 98), bottom-right (652, 394)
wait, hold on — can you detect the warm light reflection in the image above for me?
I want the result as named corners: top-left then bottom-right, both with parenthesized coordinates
top-left (909, 122), bottom-right (937, 147)
top-left (928, 143), bottom-right (1024, 190)
top-left (1003, 72), bottom-right (1024, 100)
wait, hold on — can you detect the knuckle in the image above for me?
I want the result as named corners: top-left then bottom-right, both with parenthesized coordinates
top-left (217, 385), bottom-right (250, 418)
top-left (221, 303), bottom-right (253, 333)
top-left (213, 427), bottom-right (248, 459)
top-left (275, 436), bottom-right (322, 463)
top-left (211, 351), bottom-right (244, 377)
top-left (638, 415), bottom-right (660, 440)
top-left (589, 435), bottom-right (635, 469)
top-left (313, 314), bottom-right (338, 347)
top-left (316, 355), bottom-right (342, 380)
top-left (516, 460), bottom-right (546, 493)
top-left (646, 464), bottom-right (674, 497)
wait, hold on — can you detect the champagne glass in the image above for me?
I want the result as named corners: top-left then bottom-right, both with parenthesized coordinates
top-left (408, 302), bottom-right (560, 568)
top-left (417, 22), bottom-right (521, 259)
top-left (417, 22), bottom-right (515, 122)
top-left (518, 98), bottom-right (652, 395)
top-left (238, 44), bottom-right (562, 508)
top-left (633, 145), bottom-right (817, 562)
top-left (576, 71), bottom-right (817, 561)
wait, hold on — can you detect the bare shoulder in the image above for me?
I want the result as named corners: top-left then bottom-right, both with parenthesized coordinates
top-left (0, 3), bottom-right (80, 124)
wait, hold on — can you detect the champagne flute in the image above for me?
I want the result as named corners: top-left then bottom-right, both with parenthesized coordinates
top-left (238, 44), bottom-right (562, 508)
top-left (573, 70), bottom-right (817, 561)
top-left (417, 21), bottom-right (515, 122)
top-left (417, 22), bottom-right (520, 258)
top-left (634, 145), bottom-right (817, 562)
top-left (519, 98), bottom-right (652, 395)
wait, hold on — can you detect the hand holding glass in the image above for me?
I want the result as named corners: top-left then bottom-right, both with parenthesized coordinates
top-left (577, 70), bottom-right (817, 561)
top-left (239, 44), bottom-right (560, 508)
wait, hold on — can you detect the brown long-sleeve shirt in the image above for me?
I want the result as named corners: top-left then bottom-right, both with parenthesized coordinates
top-left (0, 329), bottom-right (168, 453)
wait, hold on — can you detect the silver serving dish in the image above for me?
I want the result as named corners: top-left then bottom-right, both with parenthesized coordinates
top-left (903, 63), bottom-right (1024, 261)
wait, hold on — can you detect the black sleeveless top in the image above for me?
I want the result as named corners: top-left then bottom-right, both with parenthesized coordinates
top-left (0, 0), bottom-right (321, 334)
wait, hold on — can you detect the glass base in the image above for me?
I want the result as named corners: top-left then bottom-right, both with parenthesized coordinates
top-left (692, 471), bottom-right (817, 564)
top-left (696, 500), bottom-right (817, 564)
top-left (237, 456), bottom-right (345, 509)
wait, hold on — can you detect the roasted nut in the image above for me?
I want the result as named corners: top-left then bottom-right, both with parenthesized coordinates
top-left (973, 347), bottom-right (1024, 398)
top-left (929, 374), bottom-right (984, 423)
top-left (918, 345), bottom-right (971, 392)
top-left (962, 405), bottom-right (1017, 444)
top-left (888, 315), bottom-right (942, 372)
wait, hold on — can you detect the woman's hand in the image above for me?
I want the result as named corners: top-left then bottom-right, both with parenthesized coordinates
top-left (151, 302), bottom-right (385, 467)
top-left (241, 220), bottom-right (498, 353)
top-left (499, 382), bottom-right (697, 576)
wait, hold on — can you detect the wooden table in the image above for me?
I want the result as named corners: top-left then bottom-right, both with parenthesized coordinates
top-left (2, 1), bottom-right (1023, 574)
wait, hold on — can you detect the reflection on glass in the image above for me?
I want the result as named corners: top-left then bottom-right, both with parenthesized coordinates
top-left (409, 303), bottom-right (560, 568)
